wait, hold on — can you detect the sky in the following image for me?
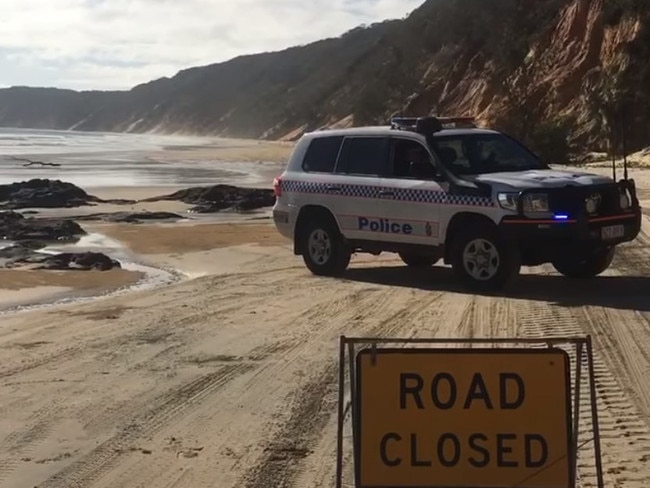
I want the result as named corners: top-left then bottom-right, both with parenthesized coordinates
top-left (0, 0), bottom-right (423, 92)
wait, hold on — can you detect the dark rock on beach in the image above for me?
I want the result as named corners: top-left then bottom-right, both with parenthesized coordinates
top-left (0, 178), bottom-right (137, 210)
top-left (1, 211), bottom-right (86, 242)
top-left (146, 184), bottom-right (274, 213)
top-left (72, 211), bottom-right (184, 223)
top-left (4, 250), bottom-right (122, 271)
top-left (1, 179), bottom-right (273, 215)
top-left (0, 241), bottom-right (48, 268)
top-left (35, 252), bottom-right (122, 271)
top-left (0, 179), bottom-right (100, 210)
top-left (0, 244), bottom-right (41, 261)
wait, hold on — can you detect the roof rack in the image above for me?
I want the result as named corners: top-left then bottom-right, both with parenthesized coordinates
top-left (390, 116), bottom-right (476, 134)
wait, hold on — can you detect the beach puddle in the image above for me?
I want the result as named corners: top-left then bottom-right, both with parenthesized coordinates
top-left (0, 232), bottom-right (183, 315)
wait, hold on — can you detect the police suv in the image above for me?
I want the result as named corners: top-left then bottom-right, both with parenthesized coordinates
top-left (272, 116), bottom-right (642, 290)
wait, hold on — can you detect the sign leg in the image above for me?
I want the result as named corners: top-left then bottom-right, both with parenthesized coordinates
top-left (347, 342), bottom-right (360, 488)
top-left (335, 336), bottom-right (346, 488)
top-left (572, 342), bottom-right (583, 486)
top-left (586, 336), bottom-right (605, 488)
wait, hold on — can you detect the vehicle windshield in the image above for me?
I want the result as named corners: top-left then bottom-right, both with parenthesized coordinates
top-left (430, 132), bottom-right (546, 175)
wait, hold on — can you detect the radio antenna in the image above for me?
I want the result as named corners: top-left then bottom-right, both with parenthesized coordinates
top-left (621, 104), bottom-right (629, 181)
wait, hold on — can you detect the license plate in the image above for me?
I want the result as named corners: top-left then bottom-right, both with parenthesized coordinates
top-left (601, 225), bottom-right (625, 240)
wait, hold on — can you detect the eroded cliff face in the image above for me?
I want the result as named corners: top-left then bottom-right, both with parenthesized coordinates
top-left (395, 0), bottom-right (648, 153)
top-left (0, 0), bottom-right (648, 153)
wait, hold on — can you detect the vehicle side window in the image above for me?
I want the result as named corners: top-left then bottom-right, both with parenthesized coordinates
top-left (434, 138), bottom-right (471, 171)
top-left (302, 136), bottom-right (344, 173)
top-left (335, 137), bottom-right (389, 177)
top-left (389, 138), bottom-right (441, 180)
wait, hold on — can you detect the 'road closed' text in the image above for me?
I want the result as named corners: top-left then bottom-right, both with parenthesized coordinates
top-left (356, 349), bottom-right (572, 488)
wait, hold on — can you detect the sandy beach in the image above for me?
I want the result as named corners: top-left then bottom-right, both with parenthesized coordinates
top-left (1, 137), bottom-right (650, 487)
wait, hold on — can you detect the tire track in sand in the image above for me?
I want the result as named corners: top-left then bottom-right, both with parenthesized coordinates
top-left (37, 362), bottom-right (254, 488)
top-left (293, 289), bottom-right (520, 488)
top-left (207, 289), bottom-right (438, 488)
top-left (0, 400), bottom-right (64, 484)
top-left (91, 287), bottom-right (391, 488)
top-left (71, 276), bottom-right (345, 442)
top-left (516, 292), bottom-right (650, 486)
top-left (239, 289), bottom-right (447, 488)
top-left (0, 296), bottom-right (254, 481)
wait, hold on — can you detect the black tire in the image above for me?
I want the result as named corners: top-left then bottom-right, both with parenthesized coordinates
top-left (552, 246), bottom-right (615, 279)
top-left (299, 217), bottom-right (351, 277)
top-left (449, 224), bottom-right (521, 292)
top-left (399, 253), bottom-right (439, 268)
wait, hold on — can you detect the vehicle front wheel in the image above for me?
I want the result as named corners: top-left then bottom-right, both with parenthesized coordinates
top-left (552, 246), bottom-right (615, 279)
top-left (299, 218), bottom-right (351, 277)
top-left (450, 226), bottom-right (521, 291)
top-left (399, 253), bottom-right (439, 268)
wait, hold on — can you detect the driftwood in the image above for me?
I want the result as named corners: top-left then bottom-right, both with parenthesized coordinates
top-left (9, 156), bottom-right (61, 167)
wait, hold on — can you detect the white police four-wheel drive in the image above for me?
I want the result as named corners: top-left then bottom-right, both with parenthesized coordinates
top-left (272, 116), bottom-right (642, 291)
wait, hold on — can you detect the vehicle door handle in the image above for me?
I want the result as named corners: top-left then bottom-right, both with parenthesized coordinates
top-left (379, 190), bottom-right (394, 197)
top-left (326, 185), bottom-right (341, 192)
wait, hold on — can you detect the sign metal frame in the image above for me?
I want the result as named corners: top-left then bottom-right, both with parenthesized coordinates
top-left (334, 336), bottom-right (603, 488)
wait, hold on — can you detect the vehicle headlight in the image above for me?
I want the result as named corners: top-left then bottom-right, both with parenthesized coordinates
top-left (497, 192), bottom-right (519, 211)
top-left (522, 193), bottom-right (550, 213)
top-left (620, 190), bottom-right (632, 210)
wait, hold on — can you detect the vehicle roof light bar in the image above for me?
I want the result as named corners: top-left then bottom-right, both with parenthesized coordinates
top-left (389, 115), bottom-right (476, 134)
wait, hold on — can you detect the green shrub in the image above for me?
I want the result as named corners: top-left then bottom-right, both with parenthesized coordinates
top-left (527, 116), bottom-right (577, 165)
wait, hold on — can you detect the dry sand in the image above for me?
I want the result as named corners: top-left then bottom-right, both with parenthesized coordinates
top-left (1, 154), bottom-right (650, 487)
top-left (582, 147), bottom-right (650, 169)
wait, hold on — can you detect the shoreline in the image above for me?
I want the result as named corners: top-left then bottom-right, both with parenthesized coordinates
top-left (0, 133), bottom-right (295, 313)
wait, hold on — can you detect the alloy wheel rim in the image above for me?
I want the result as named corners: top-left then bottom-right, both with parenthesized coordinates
top-left (463, 238), bottom-right (500, 281)
top-left (308, 229), bottom-right (332, 265)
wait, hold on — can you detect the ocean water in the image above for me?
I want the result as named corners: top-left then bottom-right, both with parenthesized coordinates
top-left (0, 127), bottom-right (282, 188)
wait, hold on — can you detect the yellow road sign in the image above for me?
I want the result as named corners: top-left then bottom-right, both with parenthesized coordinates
top-left (356, 348), bottom-right (572, 488)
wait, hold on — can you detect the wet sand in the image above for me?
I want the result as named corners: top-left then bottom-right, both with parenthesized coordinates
top-left (0, 135), bottom-right (292, 190)
top-left (0, 270), bottom-right (144, 310)
top-left (153, 138), bottom-right (294, 163)
top-left (0, 269), bottom-right (144, 291)
top-left (85, 221), bottom-right (287, 255)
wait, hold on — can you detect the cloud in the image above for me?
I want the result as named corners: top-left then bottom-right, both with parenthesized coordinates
top-left (0, 0), bottom-right (423, 90)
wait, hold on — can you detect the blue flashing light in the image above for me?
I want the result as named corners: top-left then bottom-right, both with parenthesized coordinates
top-left (554, 214), bottom-right (569, 221)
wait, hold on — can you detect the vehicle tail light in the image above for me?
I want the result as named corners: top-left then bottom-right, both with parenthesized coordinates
top-left (273, 176), bottom-right (282, 197)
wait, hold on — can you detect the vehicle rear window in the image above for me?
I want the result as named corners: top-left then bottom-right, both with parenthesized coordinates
top-left (336, 137), bottom-right (389, 176)
top-left (302, 136), bottom-right (343, 173)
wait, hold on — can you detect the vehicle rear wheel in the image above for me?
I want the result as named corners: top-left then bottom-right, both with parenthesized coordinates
top-left (399, 253), bottom-right (439, 268)
top-left (552, 246), bottom-right (615, 279)
top-left (450, 225), bottom-right (521, 291)
top-left (300, 217), bottom-right (351, 277)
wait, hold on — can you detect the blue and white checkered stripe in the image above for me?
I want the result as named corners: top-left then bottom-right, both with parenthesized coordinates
top-left (281, 180), bottom-right (494, 207)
